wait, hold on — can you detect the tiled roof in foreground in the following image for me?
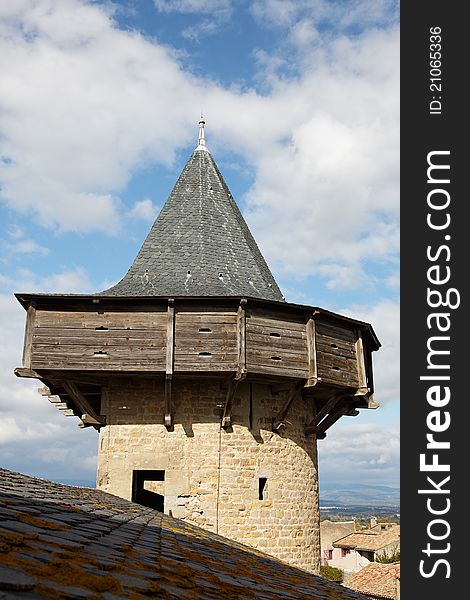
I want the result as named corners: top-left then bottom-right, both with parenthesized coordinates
top-left (0, 469), bottom-right (367, 600)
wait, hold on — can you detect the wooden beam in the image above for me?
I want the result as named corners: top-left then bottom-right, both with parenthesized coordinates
top-left (164, 299), bottom-right (175, 428)
top-left (235, 298), bottom-right (247, 380)
top-left (221, 378), bottom-right (238, 429)
top-left (305, 312), bottom-right (320, 387)
top-left (61, 381), bottom-right (105, 426)
top-left (272, 380), bottom-right (304, 431)
top-left (355, 329), bottom-right (368, 392)
top-left (22, 303), bottom-right (36, 369)
top-left (14, 367), bottom-right (40, 379)
top-left (304, 390), bottom-right (346, 435)
top-left (316, 403), bottom-right (352, 439)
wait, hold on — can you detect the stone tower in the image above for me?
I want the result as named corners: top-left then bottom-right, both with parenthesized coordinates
top-left (15, 118), bottom-right (380, 574)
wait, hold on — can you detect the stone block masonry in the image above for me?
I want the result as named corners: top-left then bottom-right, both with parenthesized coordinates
top-left (97, 378), bottom-right (320, 573)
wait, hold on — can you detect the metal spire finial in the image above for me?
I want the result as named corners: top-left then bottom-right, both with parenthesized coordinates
top-left (196, 113), bottom-right (208, 151)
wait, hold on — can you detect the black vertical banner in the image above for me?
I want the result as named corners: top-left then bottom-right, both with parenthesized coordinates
top-left (401, 3), bottom-right (466, 598)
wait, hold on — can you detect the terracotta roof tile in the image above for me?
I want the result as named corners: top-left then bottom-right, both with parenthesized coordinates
top-left (347, 563), bottom-right (400, 599)
top-left (333, 526), bottom-right (400, 552)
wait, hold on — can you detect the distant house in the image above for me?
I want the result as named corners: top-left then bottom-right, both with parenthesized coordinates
top-left (347, 562), bottom-right (400, 599)
top-left (329, 524), bottom-right (400, 573)
top-left (320, 520), bottom-right (356, 565)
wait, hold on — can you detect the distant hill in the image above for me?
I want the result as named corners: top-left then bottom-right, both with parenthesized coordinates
top-left (319, 482), bottom-right (400, 508)
top-left (53, 478), bottom-right (96, 489)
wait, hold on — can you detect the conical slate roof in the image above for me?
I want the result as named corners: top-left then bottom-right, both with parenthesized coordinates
top-left (101, 121), bottom-right (284, 301)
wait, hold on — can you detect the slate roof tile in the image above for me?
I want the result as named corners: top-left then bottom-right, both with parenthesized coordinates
top-left (0, 468), bottom-right (368, 599)
top-left (100, 148), bottom-right (284, 302)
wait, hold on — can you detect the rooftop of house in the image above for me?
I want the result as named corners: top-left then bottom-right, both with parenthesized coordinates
top-left (320, 520), bottom-right (357, 551)
top-left (333, 525), bottom-right (400, 553)
top-left (0, 468), bottom-right (368, 599)
top-left (347, 563), bottom-right (400, 600)
top-left (99, 117), bottom-right (284, 302)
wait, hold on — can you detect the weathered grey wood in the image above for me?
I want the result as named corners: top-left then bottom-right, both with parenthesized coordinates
top-left (222, 379), bottom-right (239, 428)
top-left (35, 310), bottom-right (167, 329)
top-left (165, 300), bottom-right (175, 427)
top-left (315, 321), bottom-right (356, 342)
top-left (305, 315), bottom-right (319, 387)
top-left (164, 375), bottom-right (172, 428)
top-left (247, 316), bottom-right (306, 332)
top-left (315, 404), bottom-right (353, 439)
top-left (47, 396), bottom-right (62, 404)
top-left (14, 367), bottom-right (41, 379)
top-left (61, 381), bottom-right (105, 425)
top-left (22, 303), bottom-right (36, 369)
top-left (236, 299), bottom-right (247, 379)
top-left (304, 391), bottom-right (348, 435)
top-left (355, 329), bottom-right (368, 393)
top-left (272, 380), bottom-right (305, 431)
top-left (81, 413), bottom-right (104, 426)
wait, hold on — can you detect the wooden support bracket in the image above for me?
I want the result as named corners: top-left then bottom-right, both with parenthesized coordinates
top-left (14, 367), bottom-right (41, 379)
top-left (304, 390), bottom-right (347, 435)
top-left (236, 298), bottom-right (247, 380)
top-left (221, 378), bottom-right (238, 429)
top-left (272, 380), bottom-right (305, 431)
top-left (315, 403), bottom-right (353, 439)
top-left (164, 299), bottom-right (175, 428)
top-left (61, 381), bottom-right (105, 426)
top-left (164, 375), bottom-right (173, 428)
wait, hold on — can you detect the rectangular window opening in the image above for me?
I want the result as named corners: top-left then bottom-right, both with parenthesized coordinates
top-left (258, 477), bottom-right (267, 500)
top-left (132, 470), bottom-right (165, 512)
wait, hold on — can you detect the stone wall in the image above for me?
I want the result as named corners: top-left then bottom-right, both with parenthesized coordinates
top-left (96, 378), bottom-right (320, 573)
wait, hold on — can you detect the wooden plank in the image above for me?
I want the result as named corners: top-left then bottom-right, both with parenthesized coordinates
top-left (317, 353), bottom-right (358, 372)
top-left (22, 303), bottom-right (36, 369)
top-left (246, 325), bottom-right (306, 340)
top-left (246, 307), bottom-right (305, 323)
top-left (316, 321), bottom-right (356, 342)
top-left (35, 311), bottom-right (166, 329)
top-left (317, 367), bottom-right (359, 387)
top-left (246, 316), bottom-right (306, 332)
top-left (306, 316), bottom-right (318, 386)
top-left (33, 337), bottom-right (166, 348)
top-left (316, 334), bottom-right (356, 357)
top-left (33, 328), bottom-right (167, 341)
top-left (246, 336), bottom-right (307, 353)
top-left (246, 363), bottom-right (308, 378)
top-left (247, 349), bottom-right (308, 368)
top-left (175, 313), bottom-right (237, 324)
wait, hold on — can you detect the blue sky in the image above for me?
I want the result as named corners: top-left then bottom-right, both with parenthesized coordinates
top-left (0, 0), bottom-right (399, 490)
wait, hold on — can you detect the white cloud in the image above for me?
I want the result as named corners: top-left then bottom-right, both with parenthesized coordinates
top-left (318, 422), bottom-right (399, 486)
top-left (341, 299), bottom-right (400, 406)
top-left (0, 0), bottom-right (204, 233)
top-left (127, 198), bottom-right (160, 221)
top-left (154, 0), bottom-right (233, 40)
top-left (0, 0), bottom-right (398, 291)
top-left (250, 0), bottom-right (398, 31)
top-left (0, 288), bottom-right (98, 480)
